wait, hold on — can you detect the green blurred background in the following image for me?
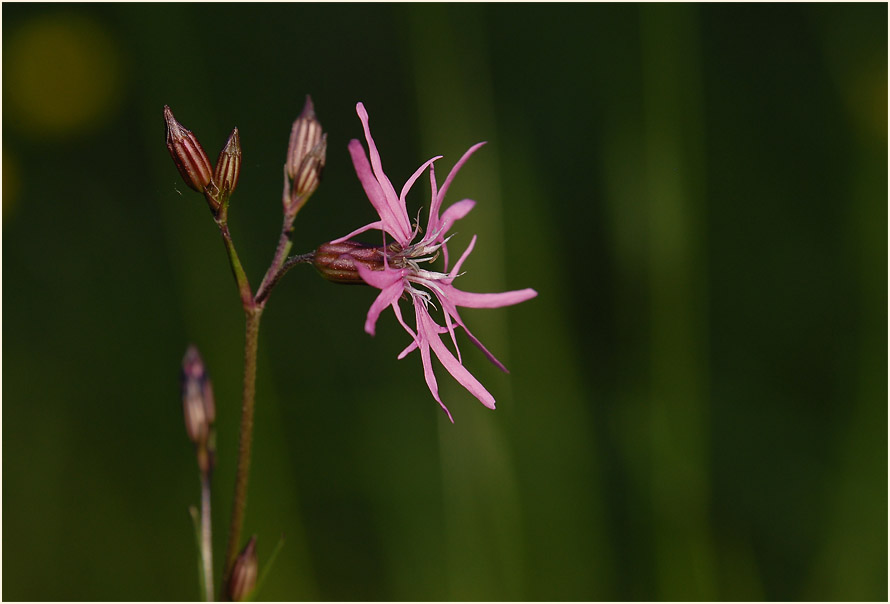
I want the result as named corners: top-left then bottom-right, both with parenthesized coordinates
top-left (3, 3), bottom-right (886, 601)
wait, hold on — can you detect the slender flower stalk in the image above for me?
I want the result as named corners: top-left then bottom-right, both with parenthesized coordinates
top-left (324, 102), bottom-right (537, 421)
top-left (181, 346), bottom-right (216, 601)
top-left (200, 472), bottom-right (213, 602)
top-left (255, 252), bottom-right (316, 305)
top-left (256, 96), bottom-right (327, 304)
top-left (224, 306), bottom-right (262, 578)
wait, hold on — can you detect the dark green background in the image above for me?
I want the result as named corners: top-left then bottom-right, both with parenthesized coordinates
top-left (3, 3), bottom-right (886, 601)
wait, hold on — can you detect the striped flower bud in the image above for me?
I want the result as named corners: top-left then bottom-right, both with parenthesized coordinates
top-left (227, 536), bottom-right (258, 602)
top-left (291, 134), bottom-right (326, 201)
top-left (213, 127), bottom-right (242, 195)
top-left (164, 106), bottom-right (213, 193)
top-left (181, 345), bottom-right (216, 447)
top-left (286, 96), bottom-right (324, 180)
top-left (313, 240), bottom-right (388, 285)
top-left (285, 96), bottom-right (326, 212)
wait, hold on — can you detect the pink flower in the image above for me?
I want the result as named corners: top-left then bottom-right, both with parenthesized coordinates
top-left (332, 102), bottom-right (537, 421)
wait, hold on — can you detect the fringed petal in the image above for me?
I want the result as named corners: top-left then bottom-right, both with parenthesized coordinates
top-left (436, 142), bottom-right (487, 214)
top-left (418, 308), bottom-right (496, 410)
top-left (355, 103), bottom-right (411, 242)
top-left (329, 220), bottom-right (384, 244)
top-left (413, 300), bottom-right (454, 422)
top-left (363, 280), bottom-right (404, 336)
top-left (442, 285), bottom-right (538, 309)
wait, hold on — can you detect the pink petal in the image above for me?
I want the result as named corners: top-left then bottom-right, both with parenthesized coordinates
top-left (435, 199), bottom-right (476, 240)
top-left (413, 305), bottom-right (454, 422)
top-left (356, 262), bottom-right (404, 290)
top-left (364, 280), bottom-right (404, 336)
top-left (330, 220), bottom-right (384, 244)
top-left (418, 308), bottom-right (496, 409)
top-left (442, 285), bottom-right (538, 309)
top-left (397, 340), bottom-right (418, 359)
top-left (401, 156), bottom-right (441, 208)
top-left (439, 291), bottom-right (462, 362)
top-left (430, 199), bottom-right (475, 270)
top-left (422, 281), bottom-right (463, 362)
top-left (449, 234), bottom-right (477, 279)
top-left (355, 103), bottom-right (411, 242)
top-left (348, 140), bottom-right (406, 242)
top-left (399, 297), bottom-right (447, 360)
top-left (428, 164), bottom-right (438, 217)
top-left (431, 142), bottom-right (487, 227)
top-left (390, 296), bottom-right (416, 339)
top-left (460, 323), bottom-right (508, 373)
top-left (435, 292), bottom-right (509, 373)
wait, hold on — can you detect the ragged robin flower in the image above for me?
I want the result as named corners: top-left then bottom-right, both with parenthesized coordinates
top-left (319, 102), bottom-right (537, 421)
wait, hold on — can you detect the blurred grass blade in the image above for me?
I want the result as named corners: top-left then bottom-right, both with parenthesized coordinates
top-left (250, 533), bottom-right (285, 601)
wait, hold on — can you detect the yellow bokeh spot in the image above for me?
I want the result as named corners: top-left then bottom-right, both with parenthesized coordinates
top-left (5, 14), bottom-right (123, 138)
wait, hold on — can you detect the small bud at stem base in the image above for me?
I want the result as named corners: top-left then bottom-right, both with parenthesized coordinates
top-left (227, 536), bottom-right (258, 602)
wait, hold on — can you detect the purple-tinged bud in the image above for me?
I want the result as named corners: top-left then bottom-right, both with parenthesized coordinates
top-left (227, 536), bottom-right (258, 602)
top-left (313, 240), bottom-right (388, 285)
top-left (285, 96), bottom-right (326, 211)
top-left (181, 346), bottom-right (216, 448)
top-left (164, 106), bottom-right (213, 193)
top-left (286, 96), bottom-right (324, 180)
top-left (291, 134), bottom-right (326, 201)
top-left (213, 128), bottom-right (242, 195)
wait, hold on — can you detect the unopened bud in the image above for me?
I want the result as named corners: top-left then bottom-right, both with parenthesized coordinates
top-left (291, 134), bottom-right (326, 201)
top-left (181, 346), bottom-right (216, 447)
top-left (285, 96), bottom-right (326, 211)
top-left (313, 240), bottom-right (388, 284)
top-left (213, 128), bottom-right (242, 195)
top-left (164, 106), bottom-right (213, 192)
top-left (227, 536), bottom-right (258, 602)
top-left (286, 96), bottom-right (324, 179)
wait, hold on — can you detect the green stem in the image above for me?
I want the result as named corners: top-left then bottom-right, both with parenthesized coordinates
top-left (218, 220), bottom-right (253, 308)
top-left (212, 205), bottom-right (264, 590)
top-left (224, 305), bottom-right (263, 581)
top-left (200, 470), bottom-right (214, 602)
top-left (255, 189), bottom-right (314, 307)
top-left (212, 189), bottom-right (311, 593)
top-left (189, 506), bottom-right (207, 602)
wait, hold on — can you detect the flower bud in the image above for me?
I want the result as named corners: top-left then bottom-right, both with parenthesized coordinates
top-left (291, 134), bottom-right (326, 201)
top-left (181, 345), bottom-right (216, 447)
top-left (313, 240), bottom-right (388, 284)
top-left (227, 536), bottom-right (258, 602)
top-left (286, 96), bottom-right (324, 180)
top-left (285, 96), bottom-right (326, 211)
top-left (164, 106), bottom-right (213, 192)
top-left (213, 128), bottom-right (242, 195)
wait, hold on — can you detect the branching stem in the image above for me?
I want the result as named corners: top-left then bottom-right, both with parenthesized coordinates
top-left (255, 252), bottom-right (315, 305)
top-left (210, 191), bottom-right (314, 593)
